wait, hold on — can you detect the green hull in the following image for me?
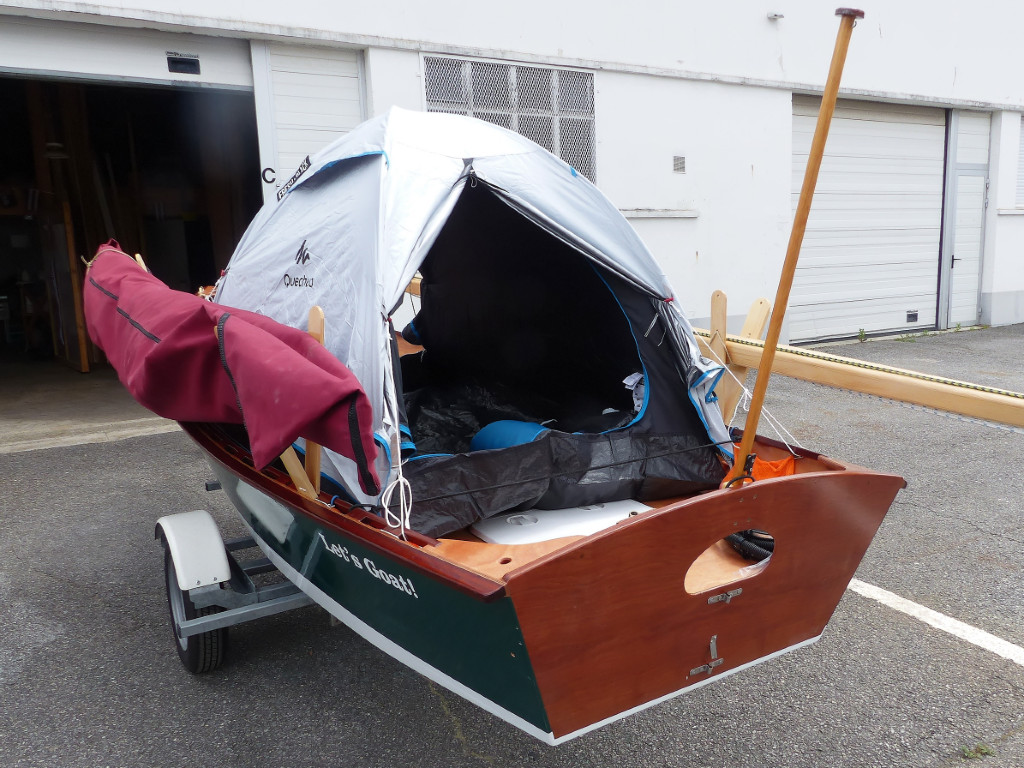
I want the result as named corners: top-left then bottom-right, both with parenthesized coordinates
top-left (212, 465), bottom-right (553, 737)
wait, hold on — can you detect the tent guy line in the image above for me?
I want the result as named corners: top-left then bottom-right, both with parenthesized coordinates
top-left (848, 579), bottom-right (1024, 668)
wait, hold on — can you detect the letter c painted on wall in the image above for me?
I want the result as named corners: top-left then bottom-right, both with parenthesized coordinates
top-left (262, 167), bottom-right (276, 184)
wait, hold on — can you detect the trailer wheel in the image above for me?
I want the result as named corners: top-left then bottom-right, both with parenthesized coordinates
top-left (163, 548), bottom-right (227, 673)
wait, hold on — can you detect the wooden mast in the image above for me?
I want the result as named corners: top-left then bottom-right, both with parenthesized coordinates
top-left (726, 8), bottom-right (864, 485)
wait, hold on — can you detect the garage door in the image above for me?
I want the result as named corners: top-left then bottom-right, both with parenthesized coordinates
top-left (790, 97), bottom-right (946, 342)
top-left (251, 42), bottom-right (365, 203)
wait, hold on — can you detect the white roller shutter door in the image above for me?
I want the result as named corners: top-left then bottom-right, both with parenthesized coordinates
top-left (790, 97), bottom-right (946, 342)
top-left (252, 43), bottom-right (365, 202)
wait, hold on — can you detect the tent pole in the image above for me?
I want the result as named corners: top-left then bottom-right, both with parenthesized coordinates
top-left (725, 8), bottom-right (864, 486)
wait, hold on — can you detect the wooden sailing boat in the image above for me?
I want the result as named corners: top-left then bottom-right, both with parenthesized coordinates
top-left (82, 8), bottom-right (1023, 744)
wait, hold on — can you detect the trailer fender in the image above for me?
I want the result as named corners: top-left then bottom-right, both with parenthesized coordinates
top-left (155, 510), bottom-right (231, 591)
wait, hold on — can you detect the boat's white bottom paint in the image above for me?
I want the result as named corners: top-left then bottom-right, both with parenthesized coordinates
top-left (242, 520), bottom-right (821, 744)
top-left (848, 578), bottom-right (1024, 667)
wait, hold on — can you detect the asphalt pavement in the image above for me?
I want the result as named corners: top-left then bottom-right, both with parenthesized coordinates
top-left (1, 324), bottom-right (1023, 768)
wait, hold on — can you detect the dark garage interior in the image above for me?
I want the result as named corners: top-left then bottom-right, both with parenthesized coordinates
top-left (0, 77), bottom-right (262, 371)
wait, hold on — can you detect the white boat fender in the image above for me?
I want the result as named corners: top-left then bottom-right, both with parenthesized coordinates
top-left (155, 510), bottom-right (231, 591)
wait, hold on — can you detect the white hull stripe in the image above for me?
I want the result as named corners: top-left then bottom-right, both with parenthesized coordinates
top-left (243, 523), bottom-right (557, 742)
top-left (245, 521), bottom-right (820, 744)
top-left (849, 578), bottom-right (1024, 667)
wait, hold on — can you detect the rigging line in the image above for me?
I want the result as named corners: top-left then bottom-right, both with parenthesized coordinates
top-left (387, 439), bottom-right (735, 507)
top-left (701, 338), bottom-right (803, 454)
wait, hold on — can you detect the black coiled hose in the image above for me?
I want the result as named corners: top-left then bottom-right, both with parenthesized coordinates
top-left (726, 530), bottom-right (774, 562)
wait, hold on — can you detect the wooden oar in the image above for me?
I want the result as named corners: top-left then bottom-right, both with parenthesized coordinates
top-left (305, 306), bottom-right (326, 493)
top-left (725, 7), bottom-right (864, 486)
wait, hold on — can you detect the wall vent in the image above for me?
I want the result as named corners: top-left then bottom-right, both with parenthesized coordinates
top-left (906, 310), bottom-right (919, 323)
top-left (167, 53), bottom-right (201, 75)
top-left (673, 156), bottom-right (687, 173)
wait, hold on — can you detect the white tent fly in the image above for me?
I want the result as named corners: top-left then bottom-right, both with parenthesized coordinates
top-left (215, 107), bottom-right (729, 534)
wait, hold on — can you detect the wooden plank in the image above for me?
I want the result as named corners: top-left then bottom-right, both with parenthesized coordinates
top-left (432, 533), bottom-right (583, 581)
top-left (279, 445), bottom-right (318, 501)
top-left (708, 290), bottom-right (728, 365)
top-left (62, 199), bottom-right (90, 373)
top-left (714, 296), bottom-right (770, 424)
top-left (305, 305), bottom-right (326, 493)
top-left (698, 334), bottom-right (1024, 429)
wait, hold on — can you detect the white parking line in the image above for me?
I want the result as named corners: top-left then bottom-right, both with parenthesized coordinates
top-left (849, 578), bottom-right (1024, 667)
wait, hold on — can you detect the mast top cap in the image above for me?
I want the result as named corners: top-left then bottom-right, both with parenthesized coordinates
top-left (835, 8), bottom-right (865, 18)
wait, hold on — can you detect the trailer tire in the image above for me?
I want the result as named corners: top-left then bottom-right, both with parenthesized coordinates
top-left (163, 548), bottom-right (227, 673)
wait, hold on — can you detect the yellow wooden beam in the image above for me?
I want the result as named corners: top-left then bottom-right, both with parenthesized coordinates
top-left (694, 331), bottom-right (1024, 429)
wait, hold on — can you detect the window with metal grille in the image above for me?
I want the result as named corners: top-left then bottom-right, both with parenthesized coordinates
top-left (424, 55), bottom-right (596, 182)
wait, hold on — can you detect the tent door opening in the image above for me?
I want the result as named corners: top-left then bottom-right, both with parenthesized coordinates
top-left (400, 181), bottom-right (644, 456)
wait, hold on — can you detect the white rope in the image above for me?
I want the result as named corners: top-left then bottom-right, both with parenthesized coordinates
top-left (702, 341), bottom-right (803, 454)
top-left (381, 472), bottom-right (413, 536)
top-left (380, 316), bottom-right (413, 538)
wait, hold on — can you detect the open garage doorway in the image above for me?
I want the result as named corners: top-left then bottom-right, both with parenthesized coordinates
top-left (0, 77), bottom-right (262, 370)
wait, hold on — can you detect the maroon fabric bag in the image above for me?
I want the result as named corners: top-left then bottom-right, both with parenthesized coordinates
top-left (84, 242), bottom-right (379, 495)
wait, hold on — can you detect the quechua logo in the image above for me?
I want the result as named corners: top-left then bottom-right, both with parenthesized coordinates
top-left (283, 239), bottom-right (314, 288)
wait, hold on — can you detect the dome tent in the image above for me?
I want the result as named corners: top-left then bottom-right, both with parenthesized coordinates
top-left (215, 107), bottom-right (729, 536)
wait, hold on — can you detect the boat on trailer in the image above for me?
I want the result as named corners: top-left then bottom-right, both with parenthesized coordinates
top-left (82, 10), bottom-right (1012, 743)
top-left (188, 418), bottom-right (904, 743)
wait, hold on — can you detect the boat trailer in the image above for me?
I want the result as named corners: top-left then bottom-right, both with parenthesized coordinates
top-left (156, 503), bottom-right (314, 673)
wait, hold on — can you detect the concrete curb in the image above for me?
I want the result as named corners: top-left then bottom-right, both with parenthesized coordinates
top-left (0, 418), bottom-right (181, 454)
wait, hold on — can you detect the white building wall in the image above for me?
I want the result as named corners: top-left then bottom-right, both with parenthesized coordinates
top-left (0, 13), bottom-right (252, 88)
top-left (3, 0), bottom-right (1023, 328)
top-left (363, 48), bottom-right (423, 115)
top-left (595, 74), bottom-right (792, 327)
top-left (5, 1), bottom-right (1024, 109)
top-left (983, 113), bottom-right (1024, 326)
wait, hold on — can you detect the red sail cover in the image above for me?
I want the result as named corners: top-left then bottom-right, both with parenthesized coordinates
top-left (84, 243), bottom-right (379, 495)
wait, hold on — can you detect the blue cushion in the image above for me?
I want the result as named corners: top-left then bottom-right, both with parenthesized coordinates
top-left (470, 420), bottom-right (550, 452)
